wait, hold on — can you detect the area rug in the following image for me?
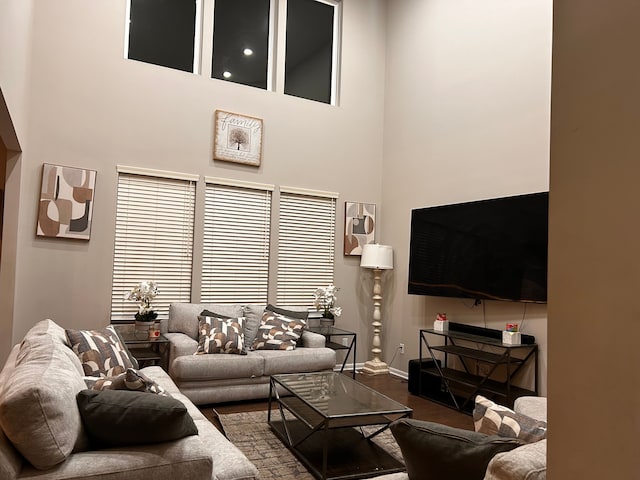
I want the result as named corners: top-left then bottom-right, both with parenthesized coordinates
top-left (216, 410), bottom-right (404, 480)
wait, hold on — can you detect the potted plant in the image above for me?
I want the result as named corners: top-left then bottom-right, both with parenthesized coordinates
top-left (313, 284), bottom-right (342, 326)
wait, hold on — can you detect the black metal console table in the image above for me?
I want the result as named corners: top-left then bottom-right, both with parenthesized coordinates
top-left (419, 325), bottom-right (538, 413)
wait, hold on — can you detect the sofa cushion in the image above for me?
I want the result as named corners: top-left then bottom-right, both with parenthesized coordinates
top-left (195, 315), bottom-right (246, 355)
top-left (484, 439), bottom-right (547, 480)
top-left (66, 325), bottom-right (134, 377)
top-left (390, 418), bottom-right (524, 480)
top-left (77, 389), bottom-right (198, 447)
top-left (92, 368), bottom-right (167, 395)
top-left (0, 326), bottom-right (88, 470)
top-left (256, 348), bottom-right (337, 376)
top-left (170, 351), bottom-right (265, 382)
top-left (251, 310), bottom-right (306, 351)
top-left (473, 395), bottom-right (547, 443)
top-left (169, 303), bottom-right (244, 340)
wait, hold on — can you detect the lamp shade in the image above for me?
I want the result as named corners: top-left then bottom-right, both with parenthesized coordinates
top-left (360, 244), bottom-right (394, 270)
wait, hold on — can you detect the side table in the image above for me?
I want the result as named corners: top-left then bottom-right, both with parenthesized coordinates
top-left (116, 328), bottom-right (170, 371)
top-left (308, 326), bottom-right (356, 378)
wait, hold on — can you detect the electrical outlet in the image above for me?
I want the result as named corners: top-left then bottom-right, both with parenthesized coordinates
top-left (341, 337), bottom-right (349, 347)
top-left (399, 343), bottom-right (405, 354)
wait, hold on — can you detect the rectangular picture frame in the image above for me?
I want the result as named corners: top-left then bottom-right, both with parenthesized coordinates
top-left (213, 110), bottom-right (263, 166)
top-left (344, 202), bottom-right (376, 256)
top-left (36, 163), bottom-right (97, 240)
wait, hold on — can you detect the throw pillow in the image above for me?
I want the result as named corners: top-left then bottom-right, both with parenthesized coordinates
top-left (265, 304), bottom-right (309, 320)
top-left (473, 395), bottom-right (547, 443)
top-left (66, 326), bottom-right (134, 377)
top-left (92, 368), bottom-right (168, 395)
top-left (265, 305), bottom-right (309, 346)
top-left (76, 389), bottom-right (198, 447)
top-left (195, 315), bottom-right (246, 355)
top-left (391, 418), bottom-right (525, 480)
top-left (251, 310), bottom-right (306, 351)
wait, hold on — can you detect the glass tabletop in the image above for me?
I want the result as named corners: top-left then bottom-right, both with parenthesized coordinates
top-left (307, 326), bottom-right (355, 336)
top-left (271, 372), bottom-right (411, 418)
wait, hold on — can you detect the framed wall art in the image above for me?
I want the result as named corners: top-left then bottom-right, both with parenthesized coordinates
top-left (36, 163), bottom-right (97, 240)
top-left (213, 110), bottom-right (263, 166)
top-left (344, 202), bottom-right (376, 256)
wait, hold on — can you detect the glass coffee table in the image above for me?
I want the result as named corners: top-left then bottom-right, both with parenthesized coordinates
top-left (268, 372), bottom-right (412, 480)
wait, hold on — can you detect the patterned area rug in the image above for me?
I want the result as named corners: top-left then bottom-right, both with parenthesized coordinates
top-left (215, 410), bottom-right (404, 480)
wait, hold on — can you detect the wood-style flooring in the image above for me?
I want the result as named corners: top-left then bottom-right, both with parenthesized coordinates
top-left (201, 372), bottom-right (474, 432)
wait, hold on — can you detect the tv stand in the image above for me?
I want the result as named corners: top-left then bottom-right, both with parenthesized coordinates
top-left (418, 323), bottom-right (538, 413)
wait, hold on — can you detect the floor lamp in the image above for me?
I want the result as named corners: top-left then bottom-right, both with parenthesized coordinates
top-left (360, 244), bottom-right (394, 375)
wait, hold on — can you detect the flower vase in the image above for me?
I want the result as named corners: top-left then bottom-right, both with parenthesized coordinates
top-left (134, 320), bottom-right (155, 340)
top-left (320, 316), bottom-right (335, 327)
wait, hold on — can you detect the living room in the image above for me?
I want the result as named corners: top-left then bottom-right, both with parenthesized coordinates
top-left (0, 1), bottom-right (637, 479)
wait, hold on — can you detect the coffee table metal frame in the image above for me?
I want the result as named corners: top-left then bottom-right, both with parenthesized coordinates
top-left (268, 372), bottom-right (412, 480)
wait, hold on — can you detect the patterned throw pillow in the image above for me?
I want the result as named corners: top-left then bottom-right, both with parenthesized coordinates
top-left (195, 315), bottom-right (246, 355)
top-left (251, 310), bottom-right (307, 351)
top-left (66, 326), bottom-right (134, 377)
top-left (92, 368), bottom-right (168, 396)
top-left (473, 395), bottom-right (547, 443)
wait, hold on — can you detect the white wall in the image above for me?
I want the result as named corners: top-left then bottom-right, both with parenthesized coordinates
top-left (0, 0), bottom-right (388, 363)
top-left (381, 0), bottom-right (552, 394)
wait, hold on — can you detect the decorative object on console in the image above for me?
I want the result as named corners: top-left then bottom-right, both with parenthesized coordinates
top-left (502, 323), bottom-right (522, 344)
top-left (344, 201), bottom-right (376, 255)
top-left (360, 243), bottom-right (394, 375)
top-left (434, 312), bottom-right (449, 331)
top-left (313, 284), bottom-right (342, 325)
top-left (36, 163), bottom-right (97, 240)
top-left (213, 109), bottom-right (263, 166)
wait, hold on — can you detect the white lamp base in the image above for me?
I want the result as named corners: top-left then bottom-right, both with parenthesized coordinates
top-left (361, 359), bottom-right (390, 375)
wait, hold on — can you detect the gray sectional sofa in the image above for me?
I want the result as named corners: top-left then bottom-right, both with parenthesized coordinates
top-left (163, 303), bottom-right (337, 405)
top-left (0, 319), bottom-right (259, 480)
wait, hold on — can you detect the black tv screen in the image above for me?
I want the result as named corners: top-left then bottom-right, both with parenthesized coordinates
top-left (408, 192), bottom-right (548, 303)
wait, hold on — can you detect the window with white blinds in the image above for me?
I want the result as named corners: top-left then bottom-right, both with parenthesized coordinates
top-left (111, 168), bottom-right (196, 322)
top-left (277, 188), bottom-right (338, 306)
top-left (201, 178), bottom-right (273, 303)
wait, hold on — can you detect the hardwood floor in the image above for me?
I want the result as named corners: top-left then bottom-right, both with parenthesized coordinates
top-left (201, 372), bottom-right (474, 431)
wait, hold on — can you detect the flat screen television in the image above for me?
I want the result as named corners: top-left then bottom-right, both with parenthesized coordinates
top-left (408, 192), bottom-right (548, 303)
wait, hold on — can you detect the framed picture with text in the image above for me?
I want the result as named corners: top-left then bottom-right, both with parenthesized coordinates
top-left (213, 110), bottom-right (263, 166)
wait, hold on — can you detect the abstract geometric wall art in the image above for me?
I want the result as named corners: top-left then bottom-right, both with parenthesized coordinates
top-left (37, 163), bottom-right (97, 240)
top-left (344, 202), bottom-right (376, 256)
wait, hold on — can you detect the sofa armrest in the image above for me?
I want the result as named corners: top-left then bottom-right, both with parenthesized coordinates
top-left (484, 439), bottom-right (546, 480)
top-left (301, 330), bottom-right (326, 348)
top-left (165, 332), bottom-right (198, 373)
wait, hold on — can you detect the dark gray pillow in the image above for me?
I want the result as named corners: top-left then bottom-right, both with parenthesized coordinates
top-left (390, 418), bottom-right (525, 480)
top-left (200, 309), bottom-right (233, 319)
top-left (77, 390), bottom-right (197, 447)
top-left (265, 304), bottom-right (309, 320)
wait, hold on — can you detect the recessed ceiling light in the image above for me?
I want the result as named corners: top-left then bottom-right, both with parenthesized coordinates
top-left (223, 71), bottom-right (232, 78)
top-left (243, 48), bottom-right (253, 56)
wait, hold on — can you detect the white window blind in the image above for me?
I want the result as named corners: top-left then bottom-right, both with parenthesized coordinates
top-left (277, 188), bottom-right (337, 306)
top-left (202, 179), bottom-right (273, 303)
top-left (111, 170), bottom-right (196, 322)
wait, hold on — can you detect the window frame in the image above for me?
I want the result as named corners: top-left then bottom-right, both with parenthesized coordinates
top-left (110, 166), bottom-right (197, 323)
top-left (276, 186), bottom-right (338, 306)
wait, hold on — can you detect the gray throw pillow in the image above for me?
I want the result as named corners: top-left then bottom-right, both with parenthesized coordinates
top-left (390, 418), bottom-right (525, 480)
top-left (77, 390), bottom-right (198, 447)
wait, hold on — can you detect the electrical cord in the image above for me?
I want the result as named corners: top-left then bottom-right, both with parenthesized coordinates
top-left (388, 345), bottom-right (402, 366)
